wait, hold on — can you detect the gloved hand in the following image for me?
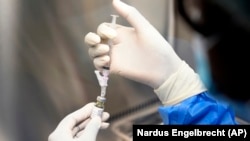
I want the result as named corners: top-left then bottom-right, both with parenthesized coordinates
top-left (85, 0), bottom-right (206, 105)
top-left (48, 102), bottom-right (110, 141)
top-left (85, 0), bottom-right (182, 89)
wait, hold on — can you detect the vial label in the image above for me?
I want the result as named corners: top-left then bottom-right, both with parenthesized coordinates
top-left (91, 106), bottom-right (104, 118)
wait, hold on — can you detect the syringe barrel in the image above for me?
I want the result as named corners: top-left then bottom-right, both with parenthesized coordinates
top-left (100, 86), bottom-right (107, 97)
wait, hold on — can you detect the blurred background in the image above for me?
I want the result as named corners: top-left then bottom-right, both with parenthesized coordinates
top-left (0, 0), bottom-right (248, 141)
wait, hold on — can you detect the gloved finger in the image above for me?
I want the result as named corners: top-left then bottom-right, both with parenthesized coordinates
top-left (74, 111), bottom-right (109, 130)
top-left (101, 112), bottom-right (110, 122)
top-left (74, 121), bottom-right (109, 132)
top-left (97, 23), bottom-right (117, 40)
top-left (88, 44), bottom-right (110, 58)
top-left (78, 117), bottom-right (102, 141)
top-left (75, 129), bottom-right (84, 139)
top-left (57, 102), bottom-right (95, 131)
top-left (93, 56), bottom-right (110, 70)
top-left (100, 112), bottom-right (110, 129)
top-left (112, 0), bottom-right (152, 33)
top-left (74, 123), bottom-right (109, 139)
top-left (100, 122), bottom-right (110, 129)
top-left (72, 118), bottom-right (91, 136)
top-left (74, 112), bottom-right (110, 132)
top-left (72, 119), bottom-right (109, 135)
top-left (84, 32), bottom-right (101, 47)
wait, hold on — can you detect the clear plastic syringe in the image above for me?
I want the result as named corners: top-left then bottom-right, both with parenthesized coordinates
top-left (91, 14), bottom-right (119, 118)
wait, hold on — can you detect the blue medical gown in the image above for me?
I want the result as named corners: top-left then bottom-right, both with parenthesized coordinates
top-left (158, 91), bottom-right (238, 124)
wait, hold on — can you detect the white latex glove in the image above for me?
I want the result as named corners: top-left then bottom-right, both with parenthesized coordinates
top-left (85, 0), bottom-right (206, 105)
top-left (85, 0), bottom-right (182, 89)
top-left (48, 102), bottom-right (110, 141)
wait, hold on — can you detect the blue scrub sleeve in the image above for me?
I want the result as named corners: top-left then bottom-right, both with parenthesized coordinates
top-left (158, 91), bottom-right (238, 124)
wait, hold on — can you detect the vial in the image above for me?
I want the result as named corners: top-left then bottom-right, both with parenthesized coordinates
top-left (91, 96), bottom-right (106, 118)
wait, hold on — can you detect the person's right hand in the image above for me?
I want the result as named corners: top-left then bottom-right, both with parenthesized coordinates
top-left (84, 0), bottom-right (183, 89)
top-left (85, 0), bottom-right (206, 106)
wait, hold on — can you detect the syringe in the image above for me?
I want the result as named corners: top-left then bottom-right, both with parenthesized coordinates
top-left (91, 14), bottom-right (119, 118)
top-left (102, 14), bottom-right (119, 77)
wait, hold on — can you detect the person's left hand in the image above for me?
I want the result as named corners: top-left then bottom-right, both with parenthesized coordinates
top-left (48, 102), bottom-right (110, 141)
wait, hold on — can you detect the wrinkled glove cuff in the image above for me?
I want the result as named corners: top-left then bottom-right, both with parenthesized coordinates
top-left (154, 61), bottom-right (207, 106)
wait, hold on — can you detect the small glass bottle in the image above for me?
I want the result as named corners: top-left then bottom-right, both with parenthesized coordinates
top-left (91, 96), bottom-right (106, 118)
